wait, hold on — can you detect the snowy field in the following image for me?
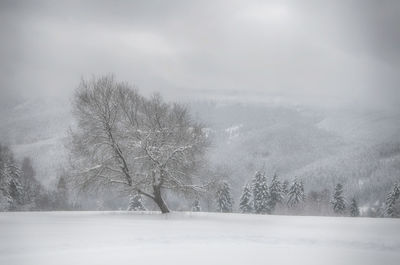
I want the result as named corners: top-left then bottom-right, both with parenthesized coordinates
top-left (0, 212), bottom-right (399, 265)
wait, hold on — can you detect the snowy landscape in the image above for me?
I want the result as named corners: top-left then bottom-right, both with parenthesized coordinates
top-left (1, 211), bottom-right (400, 265)
top-left (1, 1), bottom-right (400, 264)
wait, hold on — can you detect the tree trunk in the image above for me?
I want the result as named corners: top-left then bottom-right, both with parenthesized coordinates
top-left (153, 185), bottom-right (170, 213)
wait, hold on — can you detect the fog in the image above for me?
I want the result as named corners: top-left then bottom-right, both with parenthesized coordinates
top-left (3, 4), bottom-right (400, 263)
top-left (1, 0), bottom-right (400, 215)
top-left (1, 0), bottom-right (400, 111)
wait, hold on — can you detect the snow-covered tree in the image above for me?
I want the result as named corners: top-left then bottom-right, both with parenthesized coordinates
top-left (216, 181), bottom-right (233, 213)
top-left (349, 198), bottom-right (360, 217)
top-left (268, 174), bottom-right (284, 212)
top-left (300, 181), bottom-right (305, 199)
top-left (69, 75), bottom-right (209, 213)
top-left (282, 180), bottom-right (289, 196)
top-left (239, 182), bottom-right (253, 213)
top-left (8, 179), bottom-right (22, 210)
top-left (384, 183), bottom-right (400, 218)
top-left (252, 172), bottom-right (270, 214)
top-left (0, 145), bottom-right (23, 211)
top-left (192, 199), bottom-right (201, 212)
top-left (127, 193), bottom-right (146, 211)
top-left (287, 178), bottom-right (305, 208)
top-left (19, 157), bottom-right (43, 208)
top-left (331, 183), bottom-right (346, 214)
top-left (55, 175), bottom-right (69, 210)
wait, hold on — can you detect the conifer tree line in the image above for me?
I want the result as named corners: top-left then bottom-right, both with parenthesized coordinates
top-left (0, 143), bottom-right (74, 211)
top-left (2, 138), bottom-right (400, 218)
top-left (234, 172), bottom-right (308, 215)
top-left (209, 171), bottom-right (399, 218)
top-left (0, 143), bottom-right (64, 211)
top-left (0, 143), bottom-right (38, 211)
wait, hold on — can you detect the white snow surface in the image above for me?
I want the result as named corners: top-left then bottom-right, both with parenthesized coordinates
top-left (0, 211), bottom-right (399, 265)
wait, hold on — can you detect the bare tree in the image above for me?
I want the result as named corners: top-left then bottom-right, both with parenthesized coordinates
top-left (69, 75), bottom-right (208, 213)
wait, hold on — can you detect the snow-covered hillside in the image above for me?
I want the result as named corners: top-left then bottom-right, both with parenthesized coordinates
top-left (0, 211), bottom-right (399, 265)
top-left (1, 99), bottom-right (399, 203)
top-left (0, 98), bottom-right (72, 187)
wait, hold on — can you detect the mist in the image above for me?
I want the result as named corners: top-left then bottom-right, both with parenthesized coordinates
top-left (1, 0), bottom-right (400, 111)
top-left (1, 2), bottom-right (400, 264)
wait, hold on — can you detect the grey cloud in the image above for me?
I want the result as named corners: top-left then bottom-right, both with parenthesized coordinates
top-left (0, 0), bottom-right (399, 111)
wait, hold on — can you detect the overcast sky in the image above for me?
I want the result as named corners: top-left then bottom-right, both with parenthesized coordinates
top-left (1, 0), bottom-right (399, 111)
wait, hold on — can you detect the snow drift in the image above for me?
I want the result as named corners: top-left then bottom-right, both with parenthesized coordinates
top-left (0, 211), bottom-right (399, 265)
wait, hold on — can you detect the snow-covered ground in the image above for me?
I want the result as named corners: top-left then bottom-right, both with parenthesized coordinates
top-left (0, 212), bottom-right (399, 265)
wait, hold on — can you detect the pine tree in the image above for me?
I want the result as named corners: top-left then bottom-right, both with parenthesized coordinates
top-left (1, 146), bottom-right (42, 211)
top-left (349, 198), bottom-right (360, 217)
top-left (252, 171), bottom-right (270, 214)
top-left (282, 180), bottom-right (289, 195)
top-left (216, 181), bottom-right (233, 213)
top-left (239, 183), bottom-right (253, 213)
top-left (287, 178), bottom-right (305, 208)
top-left (55, 176), bottom-right (69, 210)
top-left (299, 181), bottom-right (305, 199)
top-left (8, 179), bottom-right (21, 210)
top-left (268, 173), bottom-right (284, 212)
top-left (384, 183), bottom-right (400, 218)
top-left (4, 162), bottom-right (23, 211)
top-left (192, 199), bottom-right (201, 212)
top-left (0, 144), bottom-right (24, 211)
top-left (127, 193), bottom-right (146, 211)
top-left (21, 157), bottom-right (41, 205)
top-left (331, 183), bottom-right (346, 214)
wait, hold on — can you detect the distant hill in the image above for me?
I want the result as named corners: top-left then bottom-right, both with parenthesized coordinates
top-left (191, 101), bottom-right (400, 206)
top-left (0, 98), bottom-right (73, 187)
top-left (1, 98), bottom-right (399, 206)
